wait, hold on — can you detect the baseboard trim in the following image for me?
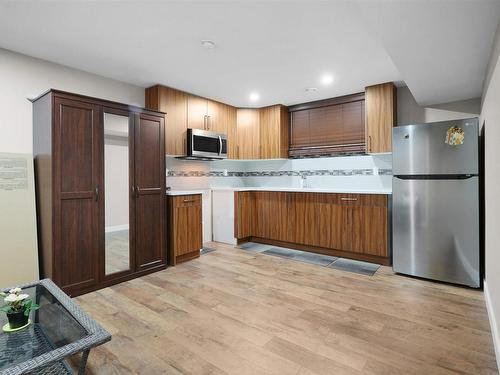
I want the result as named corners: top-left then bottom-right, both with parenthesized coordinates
top-left (484, 279), bottom-right (500, 371)
top-left (105, 224), bottom-right (129, 233)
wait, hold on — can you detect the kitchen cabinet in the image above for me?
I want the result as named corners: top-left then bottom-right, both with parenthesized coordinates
top-left (187, 95), bottom-right (209, 130)
top-left (146, 85), bottom-right (187, 155)
top-left (234, 191), bottom-right (390, 265)
top-left (289, 93), bottom-right (366, 157)
top-left (236, 109), bottom-right (260, 159)
top-left (145, 85), bottom-right (237, 156)
top-left (167, 194), bottom-right (202, 265)
top-left (33, 89), bottom-right (166, 297)
top-left (259, 105), bottom-right (289, 159)
top-left (235, 105), bottom-right (289, 160)
top-left (365, 82), bottom-right (397, 153)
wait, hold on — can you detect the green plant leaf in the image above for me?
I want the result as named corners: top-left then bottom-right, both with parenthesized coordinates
top-left (0, 305), bottom-right (12, 313)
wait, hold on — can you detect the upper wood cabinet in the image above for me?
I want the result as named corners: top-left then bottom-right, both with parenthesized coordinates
top-left (146, 85), bottom-right (237, 156)
top-left (365, 82), bottom-right (397, 153)
top-left (146, 85), bottom-right (187, 155)
top-left (259, 105), bottom-right (289, 159)
top-left (288, 93), bottom-right (366, 157)
top-left (187, 95), bottom-right (208, 130)
top-left (236, 109), bottom-right (260, 159)
top-left (235, 105), bottom-right (289, 160)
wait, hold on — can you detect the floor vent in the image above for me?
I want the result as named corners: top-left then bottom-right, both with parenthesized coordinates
top-left (200, 247), bottom-right (216, 255)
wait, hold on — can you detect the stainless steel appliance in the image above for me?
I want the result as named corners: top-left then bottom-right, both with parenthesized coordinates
top-left (180, 128), bottom-right (227, 160)
top-left (392, 118), bottom-right (480, 288)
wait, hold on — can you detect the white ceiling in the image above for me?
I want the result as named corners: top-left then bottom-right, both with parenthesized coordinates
top-left (0, 1), bottom-right (498, 107)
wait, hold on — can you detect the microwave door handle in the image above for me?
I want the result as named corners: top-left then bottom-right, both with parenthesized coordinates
top-left (218, 135), bottom-right (222, 155)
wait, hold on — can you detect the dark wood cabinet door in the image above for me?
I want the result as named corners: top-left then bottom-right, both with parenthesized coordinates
top-left (134, 112), bottom-right (166, 271)
top-left (53, 97), bottom-right (101, 294)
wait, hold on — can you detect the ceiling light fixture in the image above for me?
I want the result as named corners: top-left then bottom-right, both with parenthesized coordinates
top-left (321, 74), bottom-right (334, 85)
top-left (201, 40), bottom-right (216, 49)
top-left (249, 92), bottom-right (260, 102)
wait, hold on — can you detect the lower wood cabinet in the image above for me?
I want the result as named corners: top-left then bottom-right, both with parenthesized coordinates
top-left (235, 191), bottom-right (390, 265)
top-left (167, 194), bottom-right (202, 265)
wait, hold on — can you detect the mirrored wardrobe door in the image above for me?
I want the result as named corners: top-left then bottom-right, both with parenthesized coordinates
top-left (103, 110), bottom-right (134, 277)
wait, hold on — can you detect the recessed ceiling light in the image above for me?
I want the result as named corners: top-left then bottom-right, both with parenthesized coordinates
top-left (201, 40), bottom-right (216, 49)
top-left (321, 74), bottom-right (334, 85)
top-left (305, 87), bottom-right (318, 93)
top-left (249, 92), bottom-right (260, 102)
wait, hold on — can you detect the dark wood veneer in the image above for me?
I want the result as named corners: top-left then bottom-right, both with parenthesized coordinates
top-left (33, 89), bottom-right (166, 297)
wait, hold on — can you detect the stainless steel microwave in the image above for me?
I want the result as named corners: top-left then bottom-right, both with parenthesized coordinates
top-left (186, 128), bottom-right (227, 160)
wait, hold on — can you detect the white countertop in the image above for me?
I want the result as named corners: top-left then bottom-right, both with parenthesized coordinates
top-left (166, 189), bottom-right (207, 196)
top-left (203, 187), bottom-right (391, 195)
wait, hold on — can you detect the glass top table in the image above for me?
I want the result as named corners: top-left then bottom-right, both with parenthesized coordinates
top-left (0, 279), bottom-right (111, 375)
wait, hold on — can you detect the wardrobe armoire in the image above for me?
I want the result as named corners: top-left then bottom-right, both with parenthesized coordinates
top-left (32, 89), bottom-right (166, 296)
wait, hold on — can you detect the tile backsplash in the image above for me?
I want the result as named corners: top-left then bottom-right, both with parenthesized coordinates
top-left (166, 154), bottom-right (392, 191)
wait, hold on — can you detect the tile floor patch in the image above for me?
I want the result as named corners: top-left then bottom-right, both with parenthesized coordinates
top-left (328, 258), bottom-right (380, 276)
top-left (237, 242), bottom-right (271, 253)
top-left (200, 247), bottom-right (216, 255)
top-left (263, 247), bottom-right (337, 267)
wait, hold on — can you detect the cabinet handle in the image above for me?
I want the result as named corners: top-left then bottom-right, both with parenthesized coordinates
top-left (341, 197), bottom-right (357, 201)
top-left (95, 186), bottom-right (99, 201)
top-left (183, 199), bottom-right (196, 203)
top-left (207, 115), bottom-right (211, 130)
top-left (368, 135), bottom-right (372, 152)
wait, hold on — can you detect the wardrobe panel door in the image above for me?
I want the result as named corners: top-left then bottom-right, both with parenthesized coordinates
top-left (134, 113), bottom-right (166, 270)
top-left (53, 97), bottom-right (101, 295)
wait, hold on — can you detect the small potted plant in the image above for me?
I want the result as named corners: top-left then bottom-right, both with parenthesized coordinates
top-left (0, 287), bottom-right (39, 330)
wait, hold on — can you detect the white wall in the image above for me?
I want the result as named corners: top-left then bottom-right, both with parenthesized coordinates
top-left (0, 48), bottom-right (144, 154)
top-left (397, 86), bottom-right (480, 125)
top-left (480, 26), bottom-right (500, 370)
top-left (104, 141), bottom-right (129, 230)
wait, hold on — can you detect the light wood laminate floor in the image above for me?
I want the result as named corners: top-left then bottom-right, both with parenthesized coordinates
top-left (75, 242), bottom-right (498, 375)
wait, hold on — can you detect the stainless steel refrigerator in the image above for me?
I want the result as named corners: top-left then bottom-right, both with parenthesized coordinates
top-left (392, 118), bottom-right (480, 288)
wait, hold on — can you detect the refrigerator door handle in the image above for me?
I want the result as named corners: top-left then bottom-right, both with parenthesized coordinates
top-left (394, 174), bottom-right (477, 180)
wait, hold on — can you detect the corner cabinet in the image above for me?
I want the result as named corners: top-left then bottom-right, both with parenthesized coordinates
top-left (235, 105), bottom-right (289, 159)
top-left (33, 90), bottom-right (166, 297)
top-left (365, 82), bottom-right (397, 153)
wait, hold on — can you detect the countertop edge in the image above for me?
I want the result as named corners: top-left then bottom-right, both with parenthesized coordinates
top-left (168, 187), bottom-right (392, 195)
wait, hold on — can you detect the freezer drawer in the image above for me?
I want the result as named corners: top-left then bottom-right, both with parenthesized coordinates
top-left (392, 176), bottom-right (480, 287)
top-left (393, 118), bottom-right (478, 175)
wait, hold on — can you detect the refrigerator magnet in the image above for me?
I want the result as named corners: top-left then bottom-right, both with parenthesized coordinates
top-left (445, 126), bottom-right (465, 146)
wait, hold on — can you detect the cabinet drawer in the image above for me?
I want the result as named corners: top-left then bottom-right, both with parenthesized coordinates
top-left (337, 194), bottom-right (387, 207)
top-left (171, 194), bottom-right (202, 207)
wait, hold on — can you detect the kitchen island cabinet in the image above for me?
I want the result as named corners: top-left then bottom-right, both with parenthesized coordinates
top-left (235, 191), bottom-right (390, 265)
